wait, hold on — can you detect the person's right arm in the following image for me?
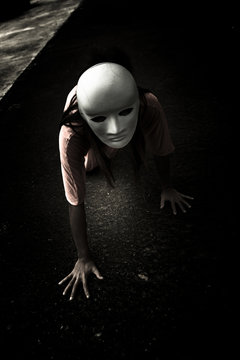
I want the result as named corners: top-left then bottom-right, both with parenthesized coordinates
top-left (69, 202), bottom-right (89, 259)
top-left (59, 100), bottom-right (103, 300)
top-left (58, 202), bottom-right (103, 300)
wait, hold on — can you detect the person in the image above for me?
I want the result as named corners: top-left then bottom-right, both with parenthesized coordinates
top-left (58, 48), bottom-right (194, 300)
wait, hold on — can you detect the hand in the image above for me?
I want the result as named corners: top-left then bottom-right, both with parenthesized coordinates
top-left (58, 257), bottom-right (103, 300)
top-left (160, 187), bottom-right (194, 215)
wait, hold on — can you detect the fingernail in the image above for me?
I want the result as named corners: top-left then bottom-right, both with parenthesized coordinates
top-left (86, 294), bottom-right (90, 299)
top-left (63, 292), bottom-right (65, 296)
top-left (69, 297), bottom-right (73, 301)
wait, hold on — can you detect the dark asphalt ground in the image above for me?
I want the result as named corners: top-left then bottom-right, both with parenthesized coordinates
top-left (0, 2), bottom-right (238, 359)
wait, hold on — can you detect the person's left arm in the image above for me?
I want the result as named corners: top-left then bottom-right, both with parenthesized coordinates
top-left (154, 154), bottom-right (194, 215)
top-left (143, 93), bottom-right (194, 214)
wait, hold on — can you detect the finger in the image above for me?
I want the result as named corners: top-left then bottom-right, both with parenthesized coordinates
top-left (58, 272), bottom-right (72, 285)
top-left (82, 273), bottom-right (90, 299)
top-left (179, 198), bottom-right (192, 209)
top-left (70, 277), bottom-right (80, 301)
top-left (171, 200), bottom-right (177, 215)
top-left (179, 193), bottom-right (194, 200)
top-left (177, 201), bottom-right (186, 213)
top-left (62, 277), bottom-right (75, 296)
top-left (160, 196), bottom-right (165, 209)
top-left (92, 266), bottom-right (104, 280)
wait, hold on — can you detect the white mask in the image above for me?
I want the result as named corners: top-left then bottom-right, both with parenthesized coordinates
top-left (77, 62), bottom-right (140, 149)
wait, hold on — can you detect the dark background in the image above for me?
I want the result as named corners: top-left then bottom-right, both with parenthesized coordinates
top-left (0, 1), bottom-right (237, 359)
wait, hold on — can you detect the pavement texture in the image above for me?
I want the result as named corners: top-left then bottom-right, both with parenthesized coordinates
top-left (0, 0), bottom-right (81, 100)
top-left (0, 2), bottom-right (238, 359)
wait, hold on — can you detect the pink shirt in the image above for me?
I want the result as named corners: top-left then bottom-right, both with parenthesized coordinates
top-left (59, 88), bottom-right (175, 205)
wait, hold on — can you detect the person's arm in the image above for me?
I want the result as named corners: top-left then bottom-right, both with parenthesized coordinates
top-left (69, 202), bottom-right (90, 259)
top-left (142, 93), bottom-right (193, 214)
top-left (154, 154), bottom-right (194, 215)
top-left (154, 154), bottom-right (171, 189)
top-left (59, 94), bottom-right (103, 300)
top-left (58, 201), bottom-right (103, 300)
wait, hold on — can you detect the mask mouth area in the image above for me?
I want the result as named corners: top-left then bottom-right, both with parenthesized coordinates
top-left (107, 129), bottom-right (126, 139)
top-left (108, 134), bottom-right (126, 142)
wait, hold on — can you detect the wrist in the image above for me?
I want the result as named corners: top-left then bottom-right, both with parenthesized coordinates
top-left (161, 183), bottom-right (172, 190)
top-left (77, 248), bottom-right (90, 260)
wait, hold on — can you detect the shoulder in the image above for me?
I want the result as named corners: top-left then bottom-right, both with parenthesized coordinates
top-left (59, 125), bottom-right (76, 157)
top-left (59, 124), bottom-right (75, 143)
top-left (59, 125), bottom-right (88, 158)
top-left (141, 92), bottom-right (161, 109)
top-left (139, 92), bottom-right (164, 123)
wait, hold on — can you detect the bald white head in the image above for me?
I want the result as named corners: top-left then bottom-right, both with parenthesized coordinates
top-left (77, 62), bottom-right (140, 148)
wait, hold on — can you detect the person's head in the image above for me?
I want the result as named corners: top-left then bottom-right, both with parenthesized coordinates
top-left (77, 62), bottom-right (140, 149)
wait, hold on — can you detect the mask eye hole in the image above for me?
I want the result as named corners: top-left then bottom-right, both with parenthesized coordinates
top-left (119, 108), bottom-right (133, 116)
top-left (90, 116), bottom-right (106, 123)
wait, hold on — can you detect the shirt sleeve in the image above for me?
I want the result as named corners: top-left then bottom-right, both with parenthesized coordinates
top-left (59, 125), bottom-right (87, 206)
top-left (141, 93), bottom-right (175, 156)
